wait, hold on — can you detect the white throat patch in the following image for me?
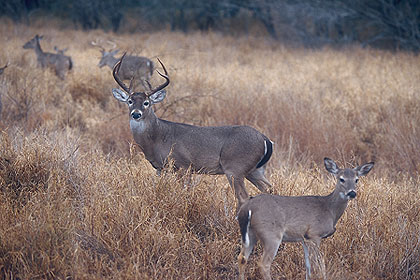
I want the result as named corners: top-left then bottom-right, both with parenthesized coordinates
top-left (130, 118), bottom-right (147, 134)
top-left (339, 192), bottom-right (350, 200)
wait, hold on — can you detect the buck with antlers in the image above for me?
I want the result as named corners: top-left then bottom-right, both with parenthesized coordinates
top-left (23, 35), bottom-right (73, 80)
top-left (112, 54), bottom-right (273, 207)
top-left (92, 41), bottom-right (153, 90)
top-left (237, 157), bottom-right (374, 280)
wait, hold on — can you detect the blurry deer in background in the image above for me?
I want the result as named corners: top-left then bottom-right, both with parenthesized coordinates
top-left (112, 54), bottom-right (273, 208)
top-left (92, 40), bottom-right (154, 90)
top-left (237, 158), bottom-right (374, 280)
top-left (54, 46), bottom-right (68, 55)
top-left (23, 35), bottom-right (73, 80)
top-left (0, 62), bottom-right (7, 119)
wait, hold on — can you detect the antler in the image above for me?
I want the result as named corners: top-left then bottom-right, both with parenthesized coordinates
top-left (106, 40), bottom-right (117, 50)
top-left (146, 58), bottom-right (170, 97)
top-left (91, 40), bottom-right (105, 52)
top-left (113, 53), bottom-right (132, 93)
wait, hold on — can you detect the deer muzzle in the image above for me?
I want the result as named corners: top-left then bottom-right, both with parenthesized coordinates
top-left (347, 190), bottom-right (357, 199)
top-left (131, 109), bottom-right (142, 120)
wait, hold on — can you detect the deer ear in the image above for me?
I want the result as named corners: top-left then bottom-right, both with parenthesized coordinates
top-left (324, 158), bottom-right (339, 174)
top-left (149, 90), bottom-right (166, 104)
top-left (112, 88), bottom-right (129, 103)
top-left (355, 162), bottom-right (374, 176)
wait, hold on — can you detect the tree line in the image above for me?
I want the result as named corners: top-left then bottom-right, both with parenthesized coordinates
top-left (1, 0), bottom-right (419, 51)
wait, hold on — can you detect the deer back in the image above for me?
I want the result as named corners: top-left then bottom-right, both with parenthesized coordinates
top-left (117, 55), bottom-right (154, 81)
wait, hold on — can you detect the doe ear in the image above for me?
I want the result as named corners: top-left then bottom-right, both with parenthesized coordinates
top-left (324, 157), bottom-right (339, 175)
top-left (149, 90), bottom-right (166, 104)
top-left (355, 162), bottom-right (374, 176)
top-left (112, 88), bottom-right (129, 103)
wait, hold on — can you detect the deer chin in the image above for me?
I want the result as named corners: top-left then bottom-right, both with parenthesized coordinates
top-left (130, 118), bottom-right (147, 134)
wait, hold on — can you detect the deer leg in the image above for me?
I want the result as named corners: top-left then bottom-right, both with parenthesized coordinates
top-left (302, 240), bottom-right (312, 280)
top-left (259, 237), bottom-right (281, 280)
top-left (303, 238), bottom-right (326, 280)
top-left (246, 167), bottom-right (273, 193)
top-left (238, 230), bottom-right (256, 280)
top-left (225, 173), bottom-right (249, 211)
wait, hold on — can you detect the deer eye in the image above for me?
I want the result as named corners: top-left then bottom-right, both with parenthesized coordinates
top-left (127, 100), bottom-right (133, 105)
top-left (143, 101), bottom-right (150, 107)
top-left (339, 177), bottom-right (345, 183)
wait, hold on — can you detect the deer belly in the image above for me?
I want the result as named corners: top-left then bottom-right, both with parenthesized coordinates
top-left (170, 147), bottom-right (223, 174)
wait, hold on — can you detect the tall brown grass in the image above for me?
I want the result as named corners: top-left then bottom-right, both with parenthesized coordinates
top-left (0, 19), bottom-right (419, 279)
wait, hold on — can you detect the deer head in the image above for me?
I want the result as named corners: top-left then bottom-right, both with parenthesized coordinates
top-left (112, 54), bottom-right (169, 121)
top-left (23, 34), bottom-right (43, 49)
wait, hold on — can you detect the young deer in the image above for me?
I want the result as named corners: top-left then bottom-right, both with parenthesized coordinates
top-left (92, 41), bottom-right (153, 90)
top-left (23, 35), bottom-right (73, 80)
top-left (54, 46), bottom-right (68, 55)
top-left (237, 158), bottom-right (374, 280)
top-left (112, 55), bottom-right (273, 208)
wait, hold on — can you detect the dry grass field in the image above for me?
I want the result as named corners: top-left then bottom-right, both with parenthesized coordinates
top-left (0, 18), bottom-right (419, 279)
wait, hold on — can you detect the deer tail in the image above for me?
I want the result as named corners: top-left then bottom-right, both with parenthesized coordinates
top-left (256, 138), bottom-right (273, 169)
top-left (238, 208), bottom-right (252, 247)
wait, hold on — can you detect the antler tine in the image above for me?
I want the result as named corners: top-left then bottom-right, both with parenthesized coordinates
top-left (128, 77), bottom-right (135, 94)
top-left (112, 52), bottom-right (130, 93)
top-left (142, 79), bottom-right (153, 91)
top-left (91, 40), bottom-right (105, 52)
top-left (147, 58), bottom-right (170, 97)
top-left (107, 40), bottom-right (117, 50)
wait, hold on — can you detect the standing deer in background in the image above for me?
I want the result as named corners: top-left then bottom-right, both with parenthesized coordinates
top-left (23, 35), bottom-right (73, 80)
top-left (112, 54), bottom-right (273, 208)
top-left (0, 62), bottom-right (7, 119)
top-left (237, 158), bottom-right (374, 280)
top-left (92, 41), bottom-right (153, 90)
top-left (54, 46), bottom-right (68, 55)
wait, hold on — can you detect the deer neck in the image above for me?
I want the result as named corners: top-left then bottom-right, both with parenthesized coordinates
top-left (34, 41), bottom-right (44, 57)
top-left (325, 187), bottom-right (350, 226)
top-left (129, 110), bottom-right (169, 149)
top-left (109, 56), bottom-right (120, 69)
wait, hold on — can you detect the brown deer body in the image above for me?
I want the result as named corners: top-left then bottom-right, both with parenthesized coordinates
top-left (112, 55), bottom-right (273, 207)
top-left (23, 35), bottom-right (72, 80)
top-left (237, 158), bottom-right (374, 280)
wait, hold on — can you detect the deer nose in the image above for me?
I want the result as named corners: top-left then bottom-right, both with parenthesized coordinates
top-left (347, 190), bottom-right (357, 199)
top-left (131, 111), bottom-right (142, 120)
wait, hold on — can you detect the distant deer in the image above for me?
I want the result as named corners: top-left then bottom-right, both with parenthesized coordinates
top-left (0, 62), bottom-right (6, 119)
top-left (23, 35), bottom-right (73, 80)
top-left (237, 158), bottom-right (374, 280)
top-left (54, 46), bottom-right (68, 55)
top-left (112, 54), bottom-right (273, 207)
top-left (92, 40), bottom-right (153, 90)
